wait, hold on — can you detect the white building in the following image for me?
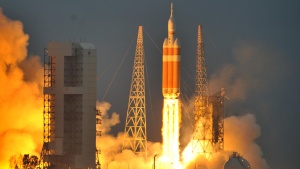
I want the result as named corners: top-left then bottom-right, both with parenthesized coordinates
top-left (42, 42), bottom-right (97, 169)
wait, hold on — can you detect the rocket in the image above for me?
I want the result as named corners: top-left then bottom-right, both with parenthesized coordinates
top-left (161, 4), bottom-right (181, 163)
top-left (162, 3), bottom-right (181, 99)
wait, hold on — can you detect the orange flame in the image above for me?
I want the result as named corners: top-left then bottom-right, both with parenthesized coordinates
top-left (161, 98), bottom-right (181, 168)
top-left (0, 9), bottom-right (43, 168)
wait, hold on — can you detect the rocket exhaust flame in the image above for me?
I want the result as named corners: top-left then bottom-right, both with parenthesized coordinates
top-left (162, 98), bottom-right (181, 167)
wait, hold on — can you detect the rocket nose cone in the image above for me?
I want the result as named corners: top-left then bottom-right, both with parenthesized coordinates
top-left (174, 39), bottom-right (180, 47)
top-left (163, 38), bottom-right (168, 47)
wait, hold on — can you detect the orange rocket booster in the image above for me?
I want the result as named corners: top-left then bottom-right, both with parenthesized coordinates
top-left (162, 3), bottom-right (181, 99)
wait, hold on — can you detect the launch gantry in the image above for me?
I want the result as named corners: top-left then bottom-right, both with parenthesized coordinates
top-left (193, 25), bottom-right (212, 156)
top-left (192, 25), bottom-right (224, 157)
top-left (96, 109), bottom-right (102, 169)
top-left (40, 48), bottom-right (56, 169)
top-left (123, 26), bottom-right (148, 158)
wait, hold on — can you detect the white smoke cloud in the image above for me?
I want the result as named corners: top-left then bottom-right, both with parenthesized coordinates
top-left (181, 114), bottom-right (268, 169)
top-left (204, 40), bottom-right (277, 168)
top-left (96, 101), bottom-right (120, 134)
top-left (96, 101), bottom-right (163, 169)
top-left (224, 114), bottom-right (269, 169)
top-left (180, 40), bottom-right (277, 169)
top-left (96, 100), bottom-right (269, 169)
top-left (209, 40), bottom-right (285, 101)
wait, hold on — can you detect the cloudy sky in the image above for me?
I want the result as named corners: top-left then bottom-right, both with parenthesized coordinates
top-left (1, 1), bottom-right (299, 169)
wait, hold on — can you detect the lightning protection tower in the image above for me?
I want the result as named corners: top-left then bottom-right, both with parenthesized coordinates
top-left (123, 26), bottom-right (147, 158)
top-left (192, 25), bottom-right (225, 158)
top-left (192, 25), bottom-right (213, 157)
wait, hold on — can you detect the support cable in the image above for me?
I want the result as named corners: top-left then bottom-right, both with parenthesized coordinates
top-left (142, 28), bottom-right (162, 129)
top-left (97, 53), bottom-right (118, 81)
top-left (101, 34), bottom-right (136, 101)
top-left (144, 50), bottom-right (154, 123)
top-left (144, 28), bottom-right (162, 54)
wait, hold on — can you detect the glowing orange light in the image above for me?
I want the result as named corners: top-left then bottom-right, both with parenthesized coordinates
top-left (161, 98), bottom-right (181, 168)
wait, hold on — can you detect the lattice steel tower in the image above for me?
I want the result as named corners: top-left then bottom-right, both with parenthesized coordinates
top-left (193, 25), bottom-right (213, 156)
top-left (192, 25), bottom-right (225, 157)
top-left (123, 26), bottom-right (147, 158)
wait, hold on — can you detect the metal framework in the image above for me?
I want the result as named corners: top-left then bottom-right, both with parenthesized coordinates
top-left (96, 109), bottom-right (102, 136)
top-left (192, 25), bottom-right (224, 157)
top-left (40, 48), bottom-right (56, 168)
top-left (193, 25), bottom-right (212, 156)
top-left (64, 48), bottom-right (83, 87)
top-left (96, 149), bottom-right (101, 169)
top-left (96, 109), bottom-right (102, 169)
top-left (123, 26), bottom-right (147, 158)
top-left (210, 89), bottom-right (225, 151)
top-left (64, 94), bottom-right (83, 155)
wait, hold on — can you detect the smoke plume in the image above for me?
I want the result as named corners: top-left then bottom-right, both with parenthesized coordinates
top-left (180, 114), bottom-right (269, 169)
top-left (0, 9), bottom-right (43, 168)
top-left (95, 100), bottom-right (269, 169)
top-left (96, 101), bottom-right (163, 169)
top-left (224, 114), bottom-right (269, 169)
top-left (209, 40), bottom-right (284, 101)
top-left (96, 101), bottom-right (120, 134)
top-left (203, 41), bottom-right (274, 169)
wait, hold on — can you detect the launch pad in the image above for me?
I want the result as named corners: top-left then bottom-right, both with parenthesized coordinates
top-left (39, 3), bottom-right (224, 169)
top-left (118, 3), bottom-right (225, 169)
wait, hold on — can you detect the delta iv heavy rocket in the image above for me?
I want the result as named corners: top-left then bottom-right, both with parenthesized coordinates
top-left (162, 3), bottom-right (181, 99)
top-left (161, 3), bottom-right (181, 164)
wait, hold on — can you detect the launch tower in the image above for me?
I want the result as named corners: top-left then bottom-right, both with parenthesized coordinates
top-left (193, 25), bottom-right (224, 157)
top-left (123, 26), bottom-right (148, 158)
top-left (193, 25), bottom-right (212, 156)
top-left (40, 42), bottom-right (97, 169)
